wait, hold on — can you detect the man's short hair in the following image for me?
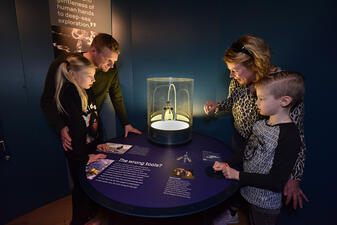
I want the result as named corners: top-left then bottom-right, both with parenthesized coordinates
top-left (91, 33), bottom-right (120, 54)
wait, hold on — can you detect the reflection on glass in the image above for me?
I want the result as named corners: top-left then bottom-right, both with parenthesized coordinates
top-left (147, 77), bottom-right (193, 145)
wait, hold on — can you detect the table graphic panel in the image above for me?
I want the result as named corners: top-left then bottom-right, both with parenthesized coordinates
top-left (81, 133), bottom-right (238, 217)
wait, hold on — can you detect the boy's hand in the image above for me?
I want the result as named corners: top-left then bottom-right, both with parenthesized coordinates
top-left (97, 143), bottom-right (110, 152)
top-left (213, 161), bottom-right (226, 171)
top-left (222, 166), bottom-right (240, 180)
top-left (88, 153), bottom-right (107, 164)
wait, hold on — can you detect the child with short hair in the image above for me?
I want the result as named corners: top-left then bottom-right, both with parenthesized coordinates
top-left (55, 54), bottom-right (109, 225)
top-left (213, 71), bottom-right (305, 225)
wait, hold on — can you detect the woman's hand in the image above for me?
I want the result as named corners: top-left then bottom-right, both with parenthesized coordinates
top-left (222, 166), bottom-right (240, 180)
top-left (97, 143), bottom-right (110, 152)
top-left (203, 101), bottom-right (218, 115)
top-left (88, 153), bottom-right (107, 164)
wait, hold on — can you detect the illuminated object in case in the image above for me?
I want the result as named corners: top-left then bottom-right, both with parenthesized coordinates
top-left (147, 77), bottom-right (193, 145)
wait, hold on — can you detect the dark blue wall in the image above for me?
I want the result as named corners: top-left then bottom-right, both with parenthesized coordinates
top-left (0, 0), bottom-right (70, 224)
top-left (114, 0), bottom-right (233, 143)
top-left (114, 1), bottom-right (337, 224)
top-left (1, 0), bottom-right (336, 224)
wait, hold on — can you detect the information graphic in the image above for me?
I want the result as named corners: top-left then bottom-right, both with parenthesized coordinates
top-left (97, 143), bottom-right (132, 154)
top-left (96, 162), bottom-right (151, 189)
top-left (48, 0), bottom-right (111, 57)
top-left (82, 133), bottom-right (238, 217)
top-left (86, 159), bottom-right (114, 180)
top-left (164, 177), bottom-right (192, 199)
top-left (202, 151), bottom-right (221, 162)
top-left (127, 146), bottom-right (150, 156)
top-left (48, 0), bottom-right (110, 32)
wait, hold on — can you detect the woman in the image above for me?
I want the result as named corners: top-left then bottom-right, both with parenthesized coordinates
top-left (204, 35), bottom-right (308, 224)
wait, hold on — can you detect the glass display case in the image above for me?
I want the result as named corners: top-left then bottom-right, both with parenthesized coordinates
top-left (147, 77), bottom-right (194, 145)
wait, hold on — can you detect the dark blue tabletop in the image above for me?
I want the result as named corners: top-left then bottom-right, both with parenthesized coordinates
top-left (80, 132), bottom-right (239, 218)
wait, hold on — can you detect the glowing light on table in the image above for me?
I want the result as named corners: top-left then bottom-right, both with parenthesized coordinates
top-left (151, 120), bottom-right (189, 131)
top-left (151, 114), bottom-right (189, 122)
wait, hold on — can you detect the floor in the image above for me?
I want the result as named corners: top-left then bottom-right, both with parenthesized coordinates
top-left (6, 195), bottom-right (249, 225)
top-left (6, 196), bottom-right (72, 225)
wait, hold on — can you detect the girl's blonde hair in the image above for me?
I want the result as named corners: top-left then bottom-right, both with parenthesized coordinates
top-left (54, 54), bottom-right (95, 114)
top-left (224, 35), bottom-right (272, 82)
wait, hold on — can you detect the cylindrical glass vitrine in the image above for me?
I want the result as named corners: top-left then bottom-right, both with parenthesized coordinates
top-left (147, 77), bottom-right (193, 145)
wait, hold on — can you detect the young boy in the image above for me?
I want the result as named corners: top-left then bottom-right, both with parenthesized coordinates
top-left (213, 71), bottom-right (305, 225)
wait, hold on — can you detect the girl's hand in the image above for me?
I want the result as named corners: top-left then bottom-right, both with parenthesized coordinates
top-left (213, 161), bottom-right (226, 171)
top-left (97, 143), bottom-right (110, 152)
top-left (88, 153), bottom-right (107, 164)
top-left (222, 166), bottom-right (240, 180)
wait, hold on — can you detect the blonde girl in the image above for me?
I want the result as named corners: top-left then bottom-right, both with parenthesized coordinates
top-left (55, 54), bottom-right (108, 225)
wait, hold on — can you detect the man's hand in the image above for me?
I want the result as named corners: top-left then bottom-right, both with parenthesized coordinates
top-left (61, 126), bottom-right (72, 151)
top-left (124, 124), bottom-right (142, 137)
top-left (284, 179), bottom-right (309, 209)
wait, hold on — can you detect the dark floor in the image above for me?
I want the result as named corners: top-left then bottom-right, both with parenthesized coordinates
top-left (6, 195), bottom-right (249, 225)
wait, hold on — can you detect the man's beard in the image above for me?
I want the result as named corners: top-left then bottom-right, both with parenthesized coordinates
top-left (98, 65), bottom-right (111, 72)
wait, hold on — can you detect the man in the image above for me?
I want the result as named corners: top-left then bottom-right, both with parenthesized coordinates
top-left (41, 33), bottom-right (141, 150)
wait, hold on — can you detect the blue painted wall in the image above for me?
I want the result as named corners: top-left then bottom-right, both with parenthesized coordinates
top-left (113, 0), bottom-right (233, 143)
top-left (1, 0), bottom-right (72, 224)
top-left (1, 0), bottom-right (336, 224)
top-left (114, 1), bottom-right (337, 224)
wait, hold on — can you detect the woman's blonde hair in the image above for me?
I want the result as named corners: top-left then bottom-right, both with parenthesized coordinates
top-left (54, 54), bottom-right (95, 114)
top-left (224, 35), bottom-right (272, 82)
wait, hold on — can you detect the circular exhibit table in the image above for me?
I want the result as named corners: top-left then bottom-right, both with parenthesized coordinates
top-left (80, 132), bottom-right (238, 218)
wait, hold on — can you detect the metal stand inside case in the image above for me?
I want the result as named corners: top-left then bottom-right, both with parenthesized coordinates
top-left (147, 77), bottom-right (194, 146)
top-left (148, 126), bottom-right (192, 145)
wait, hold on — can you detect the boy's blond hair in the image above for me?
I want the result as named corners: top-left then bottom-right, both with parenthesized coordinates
top-left (255, 71), bottom-right (305, 108)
